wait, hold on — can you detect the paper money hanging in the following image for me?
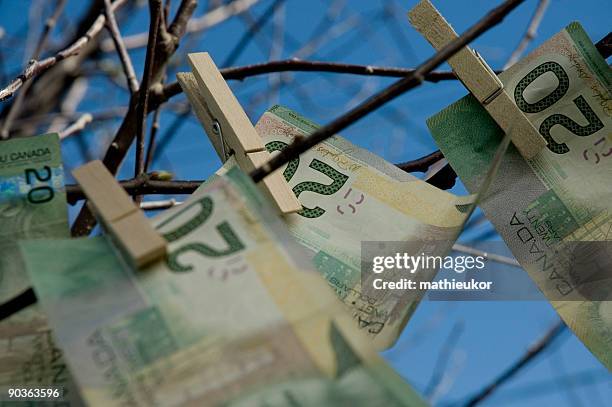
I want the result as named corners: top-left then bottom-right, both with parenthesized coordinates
top-left (0, 133), bottom-right (83, 404)
top-left (20, 168), bottom-right (428, 406)
top-left (427, 22), bottom-right (612, 370)
top-left (214, 105), bottom-right (470, 350)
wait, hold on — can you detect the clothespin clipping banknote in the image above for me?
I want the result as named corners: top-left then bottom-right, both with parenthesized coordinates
top-left (176, 52), bottom-right (302, 215)
top-left (408, 0), bottom-right (547, 159)
top-left (72, 160), bottom-right (167, 268)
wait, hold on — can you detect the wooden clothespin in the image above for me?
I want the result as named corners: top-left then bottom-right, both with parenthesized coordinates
top-left (72, 160), bottom-right (167, 268)
top-left (408, 0), bottom-right (546, 159)
top-left (176, 52), bottom-right (301, 214)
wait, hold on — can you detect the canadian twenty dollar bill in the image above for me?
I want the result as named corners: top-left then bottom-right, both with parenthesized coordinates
top-left (20, 167), bottom-right (428, 406)
top-left (428, 23), bottom-right (612, 369)
top-left (216, 105), bottom-right (469, 350)
top-left (0, 133), bottom-right (82, 405)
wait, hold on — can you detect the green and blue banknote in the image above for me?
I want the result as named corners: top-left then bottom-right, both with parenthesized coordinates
top-left (0, 133), bottom-right (83, 404)
top-left (21, 168), bottom-right (428, 406)
top-left (428, 23), bottom-right (611, 370)
top-left (219, 105), bottom-right (469, 349)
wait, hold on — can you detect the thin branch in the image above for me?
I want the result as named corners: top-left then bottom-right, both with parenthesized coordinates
top-left (104, 0), bottom-right (139, 94)
top-left (0, 0), bottom-right (67, 138)
top-left (47, 77), bottom-right (89, 133)
top-left (452, 243), bottom-right (520, 267)
top-left (426, 163), bottom-right (457, 190)
top-left (222, 0), bottom-right (287, 67)
top-left (144, 102), bottom-right (162, 172)
top-left (595, 32), bottom-right (611, 58)
top-left (158, 59), bottom-right (467, 103)
top-left (62, 150), bottom-right (453, 203)
top-left (102, 0), bottom-right (262, 51)
top-left (66, 178), bottom-right (202, 204)
top-left (141, 198), bottom-right (180, 210)
top-left (70, 1), bottom-right (197, 237)
top-left (424, 322), bottom-right (465, 399)
top-left (149, 106), bottom-right (190, 165)
top-left (463, 320), bottom-right (567, 407)
top-left (58, 112), bottom-right (93, 139)
top-left (0, 0), bottom-right (128, 103)
top-left (135, 0), bottom-right (162, 180)
top-left (504, 0), bottom-right (549, 69)
top-left (167, 0), bottom-right (198, 38)
top-left (396, 150), bottom-right (443, 172)
top-left (34, 0), bottom-right (68, 57)
top-left (249, 0), bottom-right (528, 183)
top-left (267, 0), bottom-right (285, 106)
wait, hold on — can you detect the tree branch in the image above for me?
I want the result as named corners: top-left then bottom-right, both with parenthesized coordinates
top-left (595, 32), bottom-right (611, 58)
top-left (66, 177), bottom-right (201, 204)
top-left (70, 0), bottom-right (197, 236)
top-left (463, 320), bottom-right (567, 407)
top-left (103, 0), bottom-right (139, 94)
top-left (0, 0), bottom-right (128, 102)
top-left (396, 150), bottom-right (444, 172)
top-left (103, 0), bottom-right (261, 51)
top-left (249, 0), bottom-right (528, 183)
top-left (504, 0), bottom-right (549, 69)
top-left (158, 59), bottom-right (467, 104)
top-left (58, 112), bottom-right (93, 139)
top-left (135, 0), bottom-right (163, 180)
top-left (0, 0), bottom-right (67, 138)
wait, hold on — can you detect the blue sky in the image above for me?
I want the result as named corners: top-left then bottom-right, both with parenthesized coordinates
top-left (1, 0), bottom-right (610, 405)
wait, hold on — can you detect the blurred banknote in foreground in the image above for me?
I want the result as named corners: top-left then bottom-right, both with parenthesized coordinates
top-left (216, 105), bottom-right (468, 349)
top-left (0, 133), bottom-right (82, 404)
top-left (428, 23), bottom-right (611, 369)
top-left (21, 168), bottom-right (427, 406)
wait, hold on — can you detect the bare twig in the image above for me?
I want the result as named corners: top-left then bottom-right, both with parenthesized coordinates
top-left (144, 102), bottom-right (162, 172)
top-left (104, 0), bottom-right (139, 94)
top-left (46, 77), bottom-right (89, 133)
top-left (135, 0), bottom-right (162, 180)
top-left (65, 177), bottom-right (202, 204)
top-left (102, 0), bottom-right (262, 51)
top-left (452, 244), bottom-right (521, 267)
top-left (71, 0), bottom-right (197, 236)
top-left (268, 1), bottom-right (286, 106)
top-left (424, 322), bottom-right (465, 399)
top-left (0, 0), bottom-right (128, 103)
top-left (426, 163), bottom-right (457, 190)
top-left (141, 198), bottom-right (181, 210)
top-left (34, 0), bottom-right (68, 58)
top-left (595, 32), bottom-right (612, 58)
top-left (250, 0), bottom-right (528, 183)
top-left (62, 151), bottom-right (454, 204)
top-left (504, 0), bottom-right (549, 69)
top-left (222, 0), bottom-right (287, 67)
top-left (0, 0), bottom-right (67, 138)
top-left (396, 150), bottom-right (444, 172)
top-left (463, 320), bottom-right (567, 407)
top-left (149, 107), bottom-right (191, 165)
top-left (58, 113), bottom-right (93, 139)
top-left (158, 59), bottom-right (466, 103)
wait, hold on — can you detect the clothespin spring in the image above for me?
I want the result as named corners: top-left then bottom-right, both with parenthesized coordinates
top-left (211, 120), bottom-right (230, 161)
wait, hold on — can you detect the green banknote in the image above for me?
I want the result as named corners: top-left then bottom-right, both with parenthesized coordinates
top-left (427, 23), bottom-right (612, 369)
top-left (21, 168), bottom-right (427, 406)
top-left (0, 133), bottom-right (82, 405)
top-left (0, 133), bottom-right (68, 303)
top-left (217, 105), bottom-right (468, 349)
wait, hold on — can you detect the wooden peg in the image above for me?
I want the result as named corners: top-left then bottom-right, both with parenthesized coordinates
top-left (177, 52), bottom-right (302, 214)
top-left (72, 160), bottom-right (167, 268)
top-left (188, 52), bottom-right (264, 155)
top-left (408, 0), bottom-right (547, 158)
